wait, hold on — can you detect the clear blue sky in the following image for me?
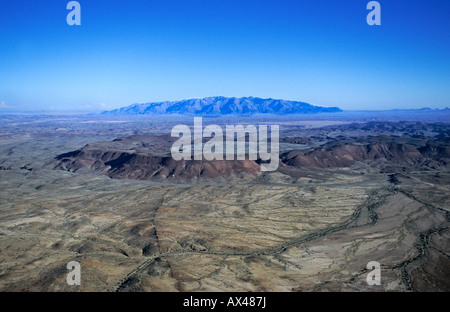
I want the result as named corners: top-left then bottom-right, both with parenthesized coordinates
top-left (1, 0), bottom-right (449, 112)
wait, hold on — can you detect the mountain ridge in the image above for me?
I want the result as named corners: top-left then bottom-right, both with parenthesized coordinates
top-left (102, 96), bottom-right (342, 116)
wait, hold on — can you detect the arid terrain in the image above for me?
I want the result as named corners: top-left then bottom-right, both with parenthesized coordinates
top-left (0, 112), bottom-right (449, 292)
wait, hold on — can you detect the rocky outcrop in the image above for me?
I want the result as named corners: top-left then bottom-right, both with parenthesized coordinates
top-left (54, 135), bottom-right (450, 180)
top-left (54, 135), bottom-right (261, 180)
top-left (282, 142), bottom-right (450, 168)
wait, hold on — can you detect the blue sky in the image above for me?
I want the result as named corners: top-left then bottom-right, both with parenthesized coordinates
top-left (0, 0), bottom-right (449, 112)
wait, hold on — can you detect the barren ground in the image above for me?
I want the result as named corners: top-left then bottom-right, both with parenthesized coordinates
top-left (0, 114), bottom-right (449, 292)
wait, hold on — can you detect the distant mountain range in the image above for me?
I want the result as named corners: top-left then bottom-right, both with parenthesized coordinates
top-left (102, 96), bottom-right (342, 115)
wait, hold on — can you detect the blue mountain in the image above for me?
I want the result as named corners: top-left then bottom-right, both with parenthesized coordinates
top-left (103, 96), bottom-right (342, 115)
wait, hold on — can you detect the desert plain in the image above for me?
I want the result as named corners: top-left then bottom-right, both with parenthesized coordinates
top-left (0, 112), bottom-right (449, 292)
